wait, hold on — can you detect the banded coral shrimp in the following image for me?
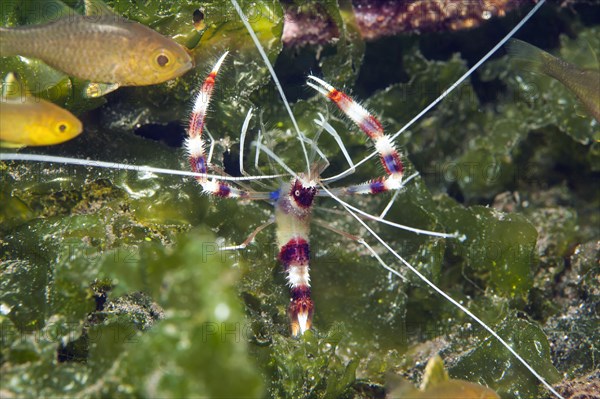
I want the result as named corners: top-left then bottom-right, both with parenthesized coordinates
top-left (4, 0), bottom-right (596, 398)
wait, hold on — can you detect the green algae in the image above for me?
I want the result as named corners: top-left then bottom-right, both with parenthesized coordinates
top-left (450, 314), bottom-right (561, 398)
top-left (269, 328), bottom-right (359, 398)
top-left (1, 1), bottom-right (599, 399)
top-left (437, 198), bottom-right (538, 298)
top-left (1, 229), bottom-right (264, 397)
top-left (481, 27), bottom-right (600, 146)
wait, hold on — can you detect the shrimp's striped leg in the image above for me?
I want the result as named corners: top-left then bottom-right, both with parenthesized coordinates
top-left (220, 219), bottom-right (274, 251)
top-left (307, 76), bottom-right (404, 192)
top-left (188, 52), bottom-right (228, 142)
top-left (185, 52), bottom-right (250, 199)
top-left (275, 177), bottom-right (318, 336)
top-left (334, 177), bottom-right (402, 195)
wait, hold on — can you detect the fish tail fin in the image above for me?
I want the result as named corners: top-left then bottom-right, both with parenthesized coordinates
top-left (507, 39), bottom-right (555, 75)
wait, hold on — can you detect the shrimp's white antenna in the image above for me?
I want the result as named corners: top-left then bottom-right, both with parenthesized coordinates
top-left (318, 189), bottom-right (458, 239)
top-left (390, 0), bottom-right (546, 141)
top-left (314, 114), bottom-right (355, 176)
top-left (0, 153), bottom-right (284, 182)
top-left (250, 142), bottom-right (299, 179)
top-left (320, 183), bottom-right (564, 399)
top-left (323, 0), bottom-right (548, 182)
top-left (229, 0), bottom-right (311, 177)
top-left (239, 107), bottom-right (253, 176)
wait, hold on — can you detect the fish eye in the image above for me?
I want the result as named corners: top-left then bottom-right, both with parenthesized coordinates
top-left (57, 123), bottom-right (68, 133)
top-left (295, 190), bottom-right (300, 197)
top-left (156, 54), bottom-right (170, 67)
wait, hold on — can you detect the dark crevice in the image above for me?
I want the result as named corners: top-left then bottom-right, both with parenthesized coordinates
top-left (134, 121), bottom-right (187, 148)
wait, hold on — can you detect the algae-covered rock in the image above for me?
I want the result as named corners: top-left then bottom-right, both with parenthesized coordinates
top-left (269, 327), bottom-right (358, 398)
top-left (1, 229), bottom-right (264, 397)
top-left (450, 314), bottom-right (561, 399)
top-left (437, 198), bottom-right (538, 298)
top-left (544, 241), bottom-right (600, 380)
top-left (1, 128), bottom-right (262, 397)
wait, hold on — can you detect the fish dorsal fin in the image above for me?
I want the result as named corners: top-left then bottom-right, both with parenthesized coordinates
top-left (21, 0), bottom-right (73, 25)
top-left (84, 0), bottom-right (120, 17)
top-left (2, 73), bottom-right (28, 101)
top-left (420, 355), bottom-right (449, 391)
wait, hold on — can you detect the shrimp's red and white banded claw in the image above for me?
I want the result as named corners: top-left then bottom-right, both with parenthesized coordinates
top-left (307, 76), bottom-right (404, 194)
top-left (185, 52), bottom-right (249, 199)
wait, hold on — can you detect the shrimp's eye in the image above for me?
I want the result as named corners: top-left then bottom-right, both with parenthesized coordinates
top-left (157, 54), bottom-right (170, 67)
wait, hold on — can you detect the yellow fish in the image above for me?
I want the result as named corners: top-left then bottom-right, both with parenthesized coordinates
top-left (507, 38), bottom-right (600, 122)
top-left (0, 73), bottom-right (82, 147)
top-left (0, 0), bottom-right (193, 87)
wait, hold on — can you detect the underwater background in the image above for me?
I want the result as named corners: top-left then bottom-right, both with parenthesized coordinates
top-left (1, 0), bottom-right (598, 398)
